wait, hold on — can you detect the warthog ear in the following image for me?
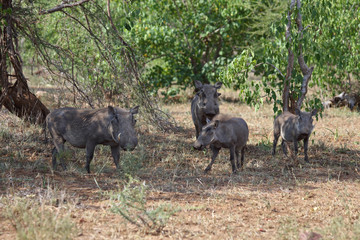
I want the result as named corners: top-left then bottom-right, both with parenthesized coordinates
top-left (214, 120), bottom-right (219, 129)
top-left (311, 109), bottom-right (318, 116)
top-left (108, 106), bottom-right (119, 121)
top-left (194, 80), bottom-right (203, 92)
top-left (130, 106), bottom-right (139, 115)
top-left (214, 82), bottom-right (222, 89)
top-left (108, 106), bottom-right (116, 116)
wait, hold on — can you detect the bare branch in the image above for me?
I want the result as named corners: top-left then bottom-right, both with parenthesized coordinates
top-left (295, 0), bottom-right (314, 109)
top-left (297, 66), bottom-right (314, 109)
top-left (106, 0), bottom-right (178, 131)
top-left (283, 0), bottom-right (296, 112)
top-left (25, 0), bottom-right (177, 131)
top-left (40, 0), bottom-right (92, 15)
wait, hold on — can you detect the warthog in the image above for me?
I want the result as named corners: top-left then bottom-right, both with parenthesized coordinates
top-left (272, 108), bottom-right (317, 162)
top-left (46, 106), bottom-right (139, 173)
top-left (343, 93), bottom-right (360, 111)
top-left (193, 114), bottom-right (249, 173)
top-left (191, 80), bottom-right (222, 138)
top-left (323, 92), bottom-right (360, 111)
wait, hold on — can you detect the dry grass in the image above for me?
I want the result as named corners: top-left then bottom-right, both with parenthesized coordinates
top-left (0, 92), bottom-right (360, 239)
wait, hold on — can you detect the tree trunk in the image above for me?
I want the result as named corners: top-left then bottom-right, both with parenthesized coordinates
top-left (0, 0), bottom-right (49, 124)
top-left (283, 0), bottom-right (314, 113)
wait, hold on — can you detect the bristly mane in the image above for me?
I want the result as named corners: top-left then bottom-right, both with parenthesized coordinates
top-left (212, 114), bottom-right (233, 122)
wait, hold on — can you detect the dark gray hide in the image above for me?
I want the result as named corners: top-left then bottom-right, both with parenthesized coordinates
top-left (193, 114), bottom-right (249, 173)
top-left (191, 80), bottom-right (222, 138)
top-left (46, 106), bottom-right (139, 173)
top-left (272, 108), bottom-right (317, 162)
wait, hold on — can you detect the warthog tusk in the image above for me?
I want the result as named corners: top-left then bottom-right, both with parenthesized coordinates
top-left (206, 118), bottom-right (210, 123)
top-left (117, 133), bottom-right (121, 142)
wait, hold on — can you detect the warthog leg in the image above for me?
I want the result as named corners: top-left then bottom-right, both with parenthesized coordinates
top-left (51, 147), bottom-right (57, 170)
top-left (303, 136), bottom-right (310, 162)
top-left (236, 146), bottom-right (246, 170)
top-left (204, 145), bottom-right (220, 173)
top-left (111, 145), bottom-right (121, 169)
top-left (272, 133), bottom-right (280, 156)
top-left (293, 138), bottom-right (299, 164)
top-left (51, 147), bottom-right (68, 171)
top-left (281, 140), bottom-right (288, 156)
top-left (229, 146), bottom-right (237, 173)
top-left (52, 137), bottom-right (66, 171)
top-left (85, 142), bottom-right (96, 173)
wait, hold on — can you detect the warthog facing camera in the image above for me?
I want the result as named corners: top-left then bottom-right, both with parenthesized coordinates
top-left (191, 80), bottom-right (222, 138)
top-left (193, 114), bottom-right (249, 173)
top-left (46, 106), bottom-right (139, 173)
top-left (272, 108), bottom-right (317, 162)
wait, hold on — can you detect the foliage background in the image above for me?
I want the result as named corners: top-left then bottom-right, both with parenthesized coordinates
top-left (16, 0), bottom-right (360, 112)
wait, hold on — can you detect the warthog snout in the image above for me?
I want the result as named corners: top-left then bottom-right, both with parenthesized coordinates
top-left (205, 113), bottom-right (216, 120)
top-left (121, 137), bottom-right (138, 151)
top-left (193, 140), bottom-right (204, 150)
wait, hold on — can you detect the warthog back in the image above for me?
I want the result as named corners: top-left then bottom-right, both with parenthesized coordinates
top-left (46, 106), bottom-right (139, 173)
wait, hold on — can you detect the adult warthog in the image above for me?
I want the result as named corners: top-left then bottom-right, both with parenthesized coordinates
top-left (46, 106), bottom-right (139, 173)
top-left (272, 108), bottom-right (317, 163)
top-left (191, 80), bottom-right (222, 138)
top-left (193, 114), bottom-right (249, 174)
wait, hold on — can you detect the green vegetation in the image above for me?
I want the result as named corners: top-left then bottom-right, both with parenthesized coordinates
top-left (14, 0), bottom-right (358, 114)
top-left (1, 0), bottom-right (360, 239)
top-left (127, 0), bottom-right (285, 96)
top-left (1, 193), bottom-right (77, 240)
top-left (222, 0), bottom-right (359, 113)
top-left (8, 0), bottom-right (356, 114)
top-left (109, 176), bottom-right (178, 233)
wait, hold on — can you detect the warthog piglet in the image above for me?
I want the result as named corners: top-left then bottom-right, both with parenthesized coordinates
top-left (193, 114), bottom-right (249, 174)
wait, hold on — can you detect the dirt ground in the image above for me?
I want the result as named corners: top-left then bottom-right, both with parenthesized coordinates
top-left (0, 99), bottom-right (360, 239)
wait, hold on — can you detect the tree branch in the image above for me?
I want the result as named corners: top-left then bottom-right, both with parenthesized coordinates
top-left (297, 66), bottom-right (314, 109)
top-left (283, 0), bottom-right (296, 112)
top-left (40, 0), bottom-right (92, 15)
top-left (295, 0), bottom-right (314, 109)
top-left (106, 0), bottom-right (140, 82)
top-left (254, 62), bottom-right (285, 79)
